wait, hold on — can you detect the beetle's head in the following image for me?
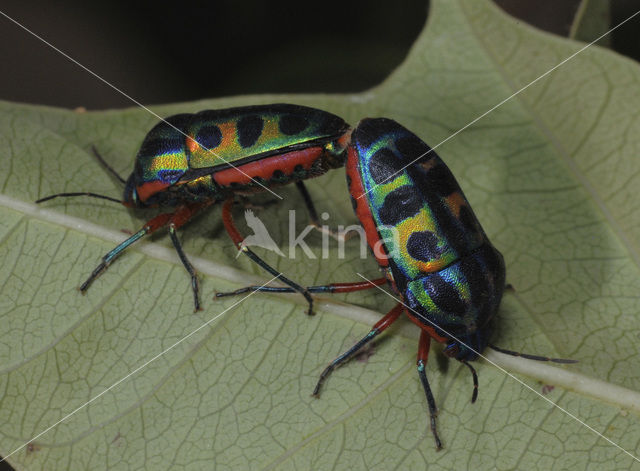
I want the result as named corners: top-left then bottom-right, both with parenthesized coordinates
top-left (441, 328), bottom-right (491, 362)
top-left (122, 173), bottom-right (141, 208)
top-left (404, 278), bottom-right (497, 364)
top-left (122, 164), bottom-right (179, 208)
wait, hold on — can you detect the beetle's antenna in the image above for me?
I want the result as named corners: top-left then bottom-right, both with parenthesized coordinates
top-left (489, 344), bottom-right (577, 364)
top-left (91, 146), bottom-right (126, 185)
top-left (36, 192), bottom-right (122, 204)
top-left (36, 147), bottom-right (126, 205)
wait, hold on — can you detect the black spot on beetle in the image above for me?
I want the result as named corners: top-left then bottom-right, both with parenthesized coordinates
top-left (237, 115), bottom-right (263, 148)
top-left (195, 125), bottom-right (223, 150)
top-left (378, 186), bottom-right (422, 226)
top-left (424, 274), bottom-right (467, 315)
top-left (368, 148), bottom-right (403, 185)
top-left (279, 114), bottom-right (309, 135)
top-left (407, 231), bottom-right (441, 262)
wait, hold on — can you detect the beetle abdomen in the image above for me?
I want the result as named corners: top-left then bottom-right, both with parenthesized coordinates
top-left (128, 104), bottom-right (350, 206)
top-left (348, 117), bottom-right (505, 359)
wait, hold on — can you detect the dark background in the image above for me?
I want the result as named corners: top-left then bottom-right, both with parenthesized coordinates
top-left (1, 0), bottom-right (639, 469)
top-left (1, 0), bottom-right (639, 110)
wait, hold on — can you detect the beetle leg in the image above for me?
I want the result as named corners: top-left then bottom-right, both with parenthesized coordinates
top-left (215, 277), bottom-right (387, 297)
top-left (221, 198), bottom-right (315, 315)
top-left (80, 202), bottom-right (210, 311)
top-left (417, 330), bottom-right (443, 451)
top-left (460, 360), bottom-right (479, 403)
top-left (296, 181), bottom-right (352, 242)
top-left (165, 202), bottom-right (212, 312)
top-left (79, 211), bottom-right (173, 293)
top-left (313, 303), bottom-right (404, 396)
top-left (168, 226), bottom-right (201, 311)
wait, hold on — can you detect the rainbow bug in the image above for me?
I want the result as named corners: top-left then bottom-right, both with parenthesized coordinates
top-left (37, 104), bottom-right (352, 313)
top-left (218, 117), bottom-right (575, 449)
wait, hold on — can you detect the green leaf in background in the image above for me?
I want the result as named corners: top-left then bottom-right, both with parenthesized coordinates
top-left (570, 0), bottom-right (612, 46)
top-left (2, 0), bottom-right (640, 469)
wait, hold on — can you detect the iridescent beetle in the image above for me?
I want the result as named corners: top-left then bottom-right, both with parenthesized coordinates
top-left (218, 117), bottom-right (575, 448)
top-left (37, 104), bottom-right (351, 313)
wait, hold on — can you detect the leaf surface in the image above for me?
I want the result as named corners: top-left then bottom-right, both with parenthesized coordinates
top-left (1, 1), bottom-right (640, 469)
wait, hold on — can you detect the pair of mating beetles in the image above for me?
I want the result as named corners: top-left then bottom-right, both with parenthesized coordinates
top-left (38, 104), bottom-right (573, 449)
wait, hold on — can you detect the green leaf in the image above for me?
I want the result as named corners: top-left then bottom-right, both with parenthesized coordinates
top-left (2, 0), bottom-right (640, 469)
top-left (570, 0), bottom-right (612, 46)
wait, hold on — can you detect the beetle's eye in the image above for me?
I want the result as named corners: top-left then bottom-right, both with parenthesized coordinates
top-left (123, 176), bottom-right (137, 205)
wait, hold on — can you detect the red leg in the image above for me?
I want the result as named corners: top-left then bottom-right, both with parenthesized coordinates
top-left (80, 202), bottom-right (210, 312)
top-left (221, 198), bottom-right (315, 315)
top-left (166, 202), bottom-right (213, 311)
top-left (313, 303), bottom-right (405, 396)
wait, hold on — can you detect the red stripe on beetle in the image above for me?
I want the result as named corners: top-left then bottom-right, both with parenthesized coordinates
top-left (137, 180), bottom-right (171, 203)
top-left (346, 146), bottom-right (389, 269)
top-left (212, 147), bottom-right (324, 187)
